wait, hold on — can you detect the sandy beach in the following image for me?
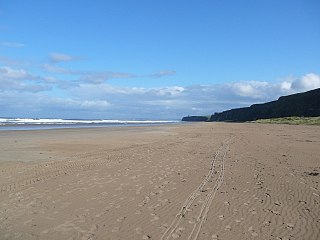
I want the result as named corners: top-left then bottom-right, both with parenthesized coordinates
top-left (0, 123), bottom-right (319, 240)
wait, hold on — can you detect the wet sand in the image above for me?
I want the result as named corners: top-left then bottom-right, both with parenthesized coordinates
top-left (0, 123), bottom-right (319, 240)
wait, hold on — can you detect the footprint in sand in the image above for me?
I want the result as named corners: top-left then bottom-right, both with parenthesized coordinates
top-left (111, 227), bottom-right (119, 232)
top-left (211, 234), bottom-right (218, 239)
top-left (41, 229), bottom-right (50, 234)
top-left (286, 223), bottom-right (294, 229)
top-left (263, 220), bottom-right (271, 226)
top-left (248, 226), bottom-right (258, 237)
top-left (171, 233), bottom-right (180, 239)
top-left (144, 196), bottom-right (151, 202)
top-left (249, 208), bottom-right (256, 215)
top-left (271, 210), bottom-right (280, 215)
top-left (135, 227), bottom-right (143, 234)
top-left (116, 217), bottom-right (126, 223)
top-left (151, 215), bottom-right (159, 221)
top-left (188, 219), bottom-right (196, 224)
top-left (89, 224), bottom-right (98, 233)
top-left (225, 225), bottom-right (232, 231)
top-left (171, 227), bottom-right (185, 239)
top-left (276, 237), bottom-right (290, 240)
top-left (160, 223), bottom-right (169, 230)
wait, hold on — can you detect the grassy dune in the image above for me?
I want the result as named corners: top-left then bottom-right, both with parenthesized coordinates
top-left (252, 116), bottom-right (320, 125)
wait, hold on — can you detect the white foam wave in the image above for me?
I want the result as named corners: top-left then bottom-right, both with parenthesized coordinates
top-left (0, 118), bottom-right (179, 125)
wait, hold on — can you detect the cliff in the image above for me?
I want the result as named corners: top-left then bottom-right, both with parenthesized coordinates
top-left (182, 116), bottom-right (209, 122)
top-left (209, 88), bottom-right (320, 122)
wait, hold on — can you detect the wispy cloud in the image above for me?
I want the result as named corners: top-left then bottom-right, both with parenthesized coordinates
top-left (0, 41), bottom-right (25, 48)
top-left (42, 64), bottom-right (77, 74)
top-left (148, 70), bottom-right (176, 78)
top-left (47, 98), bottom-right (111, 110)
top-left (0, 66), bottom-right (33, 79)
top-left (43, 62), bottom-right (176, 83)
top-left (42, 64), bottom-right (138, 83)
top-left (79, 71), bottom-right (137, 84)
top-left (43, 52), bottom-right (176, 82)
top-left (49, 52), bottom-right (80, 63)
top-left (0, 66), bottom-right (51, 92)
top-left (0, 56), bottom-right (23, 66)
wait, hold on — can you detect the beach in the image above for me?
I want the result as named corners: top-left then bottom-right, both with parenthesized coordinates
top-left (0, 123), bottom-right (319, 240)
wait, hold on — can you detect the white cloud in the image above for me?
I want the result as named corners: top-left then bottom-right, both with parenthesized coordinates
top-left (0, 70), bottom-right (319, 119)
top-left (42, 76), bottom-right (58, 83)
top-left (231, 82), bottom-right (256, 97)
top-left (280, 81), bottom-right (292, 91)
top-left (49, 52), bottom-right (79, 63)
top-left (152, 86), bottom-right (185, 96)
top-left (0, 41), bottom-right (25, 48)
top-left (0, 66), bottom-right (31, 79)
top-left (219, 73), bottom-right (320, 102)
top-left (79, 71), bottom-right (136, 83)
top-left (0, 66), bottom-right (52, 92)
top-left (80, 100), bottom-right (111, 109)
top-left (291, 73), bottom-right (320, 91)
top-left (149, 70), bottom-right (176, 78)
top-left (52, 98), bottom-right (111, 110)
top-left (42, 63), bottom-right (74, 74)
top-left (65, 72), bottom-right (320, 117)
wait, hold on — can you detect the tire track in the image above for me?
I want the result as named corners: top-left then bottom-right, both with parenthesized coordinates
top-left (0, 158), bottom-right (111, 193)
top-left (160, 137), bottom-right (234, 240)
top-left (0, 144), bottom-right (146, 194)
top-left (0, 140), bottom-right (189, 194)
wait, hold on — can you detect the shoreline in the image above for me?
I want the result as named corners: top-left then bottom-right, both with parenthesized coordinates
top-left (0, 121), bottom-right (183, 132)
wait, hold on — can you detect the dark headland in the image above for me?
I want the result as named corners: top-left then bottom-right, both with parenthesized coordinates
top-left (182, 88), bottom-right (320, 122)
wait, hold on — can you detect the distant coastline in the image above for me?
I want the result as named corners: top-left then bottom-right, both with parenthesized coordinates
top-left (182, 88), bottom-right (320, 123)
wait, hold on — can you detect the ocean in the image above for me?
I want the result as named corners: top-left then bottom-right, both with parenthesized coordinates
top-left (0, 118), bottom-right (180, 131)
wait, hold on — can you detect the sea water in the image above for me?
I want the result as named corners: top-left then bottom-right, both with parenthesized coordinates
top-left (0, 118), bottom-right (180, 131)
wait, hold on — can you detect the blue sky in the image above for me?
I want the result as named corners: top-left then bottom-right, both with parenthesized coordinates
top-left (1, 0), bottom-right (320, 119)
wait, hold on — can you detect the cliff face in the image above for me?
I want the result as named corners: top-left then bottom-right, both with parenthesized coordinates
top-left (182, 116), bottom-right (209, 122)
top-left (209, 88), bottom-right (320, 122)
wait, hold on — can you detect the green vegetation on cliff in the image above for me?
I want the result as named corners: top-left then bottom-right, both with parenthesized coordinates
top-left (252, 116), bottom-right (320, 125)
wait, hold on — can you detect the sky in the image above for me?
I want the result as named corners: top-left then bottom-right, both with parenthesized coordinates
top-left (0, 0), bottom-right (320, 119)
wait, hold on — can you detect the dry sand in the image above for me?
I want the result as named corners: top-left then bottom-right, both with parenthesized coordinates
top-left (0, 123), bottom-right (319, 240)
